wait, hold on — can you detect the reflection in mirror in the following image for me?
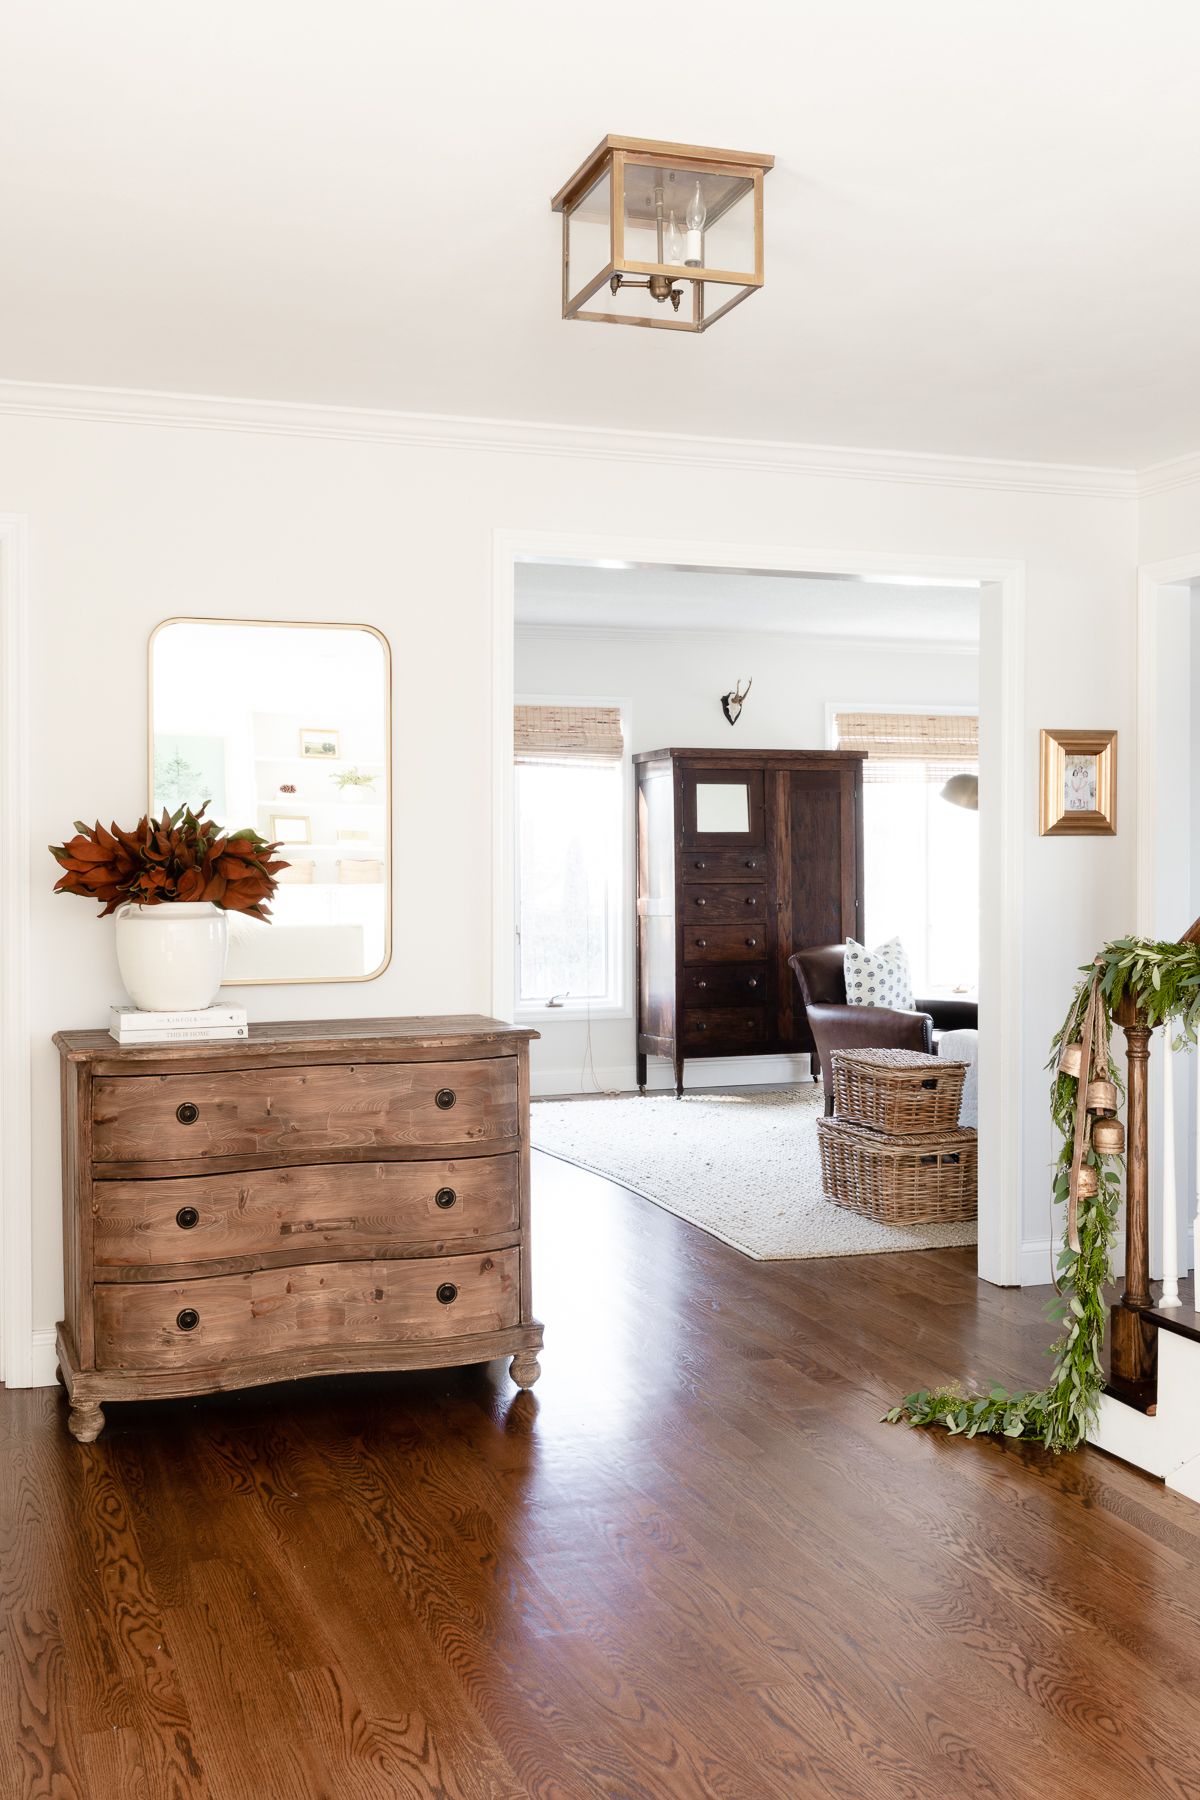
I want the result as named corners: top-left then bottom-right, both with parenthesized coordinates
top-left (695, 782), bottom-right (750, 833)
top-left (150, 620), bottom-right (390, 983)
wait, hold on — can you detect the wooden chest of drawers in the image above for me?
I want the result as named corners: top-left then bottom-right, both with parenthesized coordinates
top-left (54, 1016), bottom-right (542, 1441)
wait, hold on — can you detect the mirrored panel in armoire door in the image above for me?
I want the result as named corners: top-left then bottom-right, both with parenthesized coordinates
top-left (149, 619), bottom-right (391, 983)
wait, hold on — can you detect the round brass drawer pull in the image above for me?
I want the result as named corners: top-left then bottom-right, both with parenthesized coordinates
top-left (745, 896), bottom-right (757, 906)
top-left (694, 859), bottom-right (706, 869)
top-left (745, 937), bottom-right (757, 948)
top-left (176, 1308), bottom-right (200, 1331)
top-left (696, 1022), bottom-right (707, 1031)
top-left (696, 979), bottom-right (707, 989)
top-left (747, 978), bottom-right (758, 989)
top-left (175, 1206), bottom-right (200, 1230)
top-left (435, 1187), bottom-right (457, 1209)
top-left (436, 1282), bottom-right (458, 1305)
top-left (745, 859), bottom-right (757, 869)
top-left (435, 1088), bottom-right (457, 1110)
top-left (694, 896), bottom-right (707, 906)
top-left (175, 1102), bottom-right (199, 1125)
top-left (695, 937), bottom-right (707, 948)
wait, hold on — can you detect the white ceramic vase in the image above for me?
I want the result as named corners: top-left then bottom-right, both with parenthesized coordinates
top-left (114, 902), bottom-right (229, 1011)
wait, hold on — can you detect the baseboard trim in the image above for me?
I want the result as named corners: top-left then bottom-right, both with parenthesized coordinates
top-left (531, 1053), bottom-right (814, 1098)
top-left (1017, 1234), bottom-right (1130, 1288)
top-left (27, 1328), bottom-right (57, 1389)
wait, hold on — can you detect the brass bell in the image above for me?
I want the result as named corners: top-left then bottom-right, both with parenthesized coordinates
top-left (1085, 1078), bottom-right (1118, 1117)
top-left (1074, 1164), bottom-right (1099, 1198)
top-left (1091, 1116), bottom-right (1125, 1155)
top-left (1058, 1042), bottom-right (1084, 1078)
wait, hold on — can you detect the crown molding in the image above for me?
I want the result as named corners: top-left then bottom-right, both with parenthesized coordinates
top-left (1137, 449), bottom-right (1200, 499)
top-left (514, 618), bottom-right (979, 657)
top-left (0, 378), bottom-right (1140, 500)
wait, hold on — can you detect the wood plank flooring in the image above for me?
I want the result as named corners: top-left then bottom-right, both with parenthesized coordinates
top-left (4, 1149), bottom-right (1200, 1798)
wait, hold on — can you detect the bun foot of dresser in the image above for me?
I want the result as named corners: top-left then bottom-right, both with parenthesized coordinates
top-left (510, 1350), bottom-right (542, 1389)
top-left (68, 1402), bottom-right (105, 1443)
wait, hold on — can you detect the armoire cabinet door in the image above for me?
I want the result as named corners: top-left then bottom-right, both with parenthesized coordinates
top-left (771, 765), bottom-right (862, 1051)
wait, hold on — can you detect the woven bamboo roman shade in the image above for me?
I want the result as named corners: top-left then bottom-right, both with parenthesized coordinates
top-left (514, 704), bottom-right (624, 765)
top-left (834, 712), bottom-right (978, 783)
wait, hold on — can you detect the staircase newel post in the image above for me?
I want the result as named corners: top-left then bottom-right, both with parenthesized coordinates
top-left (1110, 994), bottom-right (1156, 1389)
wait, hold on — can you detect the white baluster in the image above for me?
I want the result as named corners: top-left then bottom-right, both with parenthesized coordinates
top-left (1160, 1036), bottom-right (1181, 1308)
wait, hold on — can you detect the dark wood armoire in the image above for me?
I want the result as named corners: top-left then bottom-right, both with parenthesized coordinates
top-left (634, 749), bottom-right (864, 1094)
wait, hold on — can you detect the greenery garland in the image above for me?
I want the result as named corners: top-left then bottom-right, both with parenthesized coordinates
top-left (885, 937), bottom-right (1200, 1453)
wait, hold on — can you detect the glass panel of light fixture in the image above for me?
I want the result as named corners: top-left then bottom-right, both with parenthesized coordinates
top-left (695, 281), bottom-right (756, 331)
top-left (565, 170), bottom-right (612, 310)
top-left (700, 179), bottom-right (757, 279)
top-left (621, 160), bottom-right (754, 277)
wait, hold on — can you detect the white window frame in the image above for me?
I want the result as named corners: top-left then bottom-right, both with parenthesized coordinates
top-left (826, 698), bottom-right (980, 993)
top-left (513, 692), bottom-right (633, 1022)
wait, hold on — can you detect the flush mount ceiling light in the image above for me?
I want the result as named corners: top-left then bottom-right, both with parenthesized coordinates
top-left (551, 136), bottom-right (774, 333)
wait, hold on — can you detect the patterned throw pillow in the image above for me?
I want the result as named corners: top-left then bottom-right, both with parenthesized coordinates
top-left (843, 937), bottom-right (915, 1011)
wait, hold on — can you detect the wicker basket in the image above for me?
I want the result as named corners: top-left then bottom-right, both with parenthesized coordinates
top-left (337, 858), bottom-right (383, 884)
top-left (817, 1118), bottom-right (977, 1224)
top-left (832, 1047), bottom-right (966, 1136)
top-left (274, 859), bottom-right (316, 885)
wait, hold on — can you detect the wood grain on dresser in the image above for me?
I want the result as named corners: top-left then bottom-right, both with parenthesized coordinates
top-left (54, 1016), bottom-right (542, 1439)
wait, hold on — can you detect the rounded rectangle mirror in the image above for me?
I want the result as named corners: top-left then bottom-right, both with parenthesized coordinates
top-left (150, 618), bottom-right (391, 983)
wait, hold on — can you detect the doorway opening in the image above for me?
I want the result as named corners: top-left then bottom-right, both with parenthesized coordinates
top-left (492, 534), bottom-right (1024, 1284)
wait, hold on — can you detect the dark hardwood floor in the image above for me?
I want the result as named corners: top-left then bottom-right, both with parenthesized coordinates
top-left (4, 1151), bottom-right (1200, 1799)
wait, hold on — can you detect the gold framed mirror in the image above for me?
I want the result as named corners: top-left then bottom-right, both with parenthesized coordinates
top-left (149, 617), bottom-right (392, 983)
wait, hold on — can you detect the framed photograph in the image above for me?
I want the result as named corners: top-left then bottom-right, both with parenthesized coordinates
top-left (270, 812), bottom-right (312, 844)
top-left (299, 727), bottom-right (340, 760)
top-left (1039, 729), bottom-right (1116, 836)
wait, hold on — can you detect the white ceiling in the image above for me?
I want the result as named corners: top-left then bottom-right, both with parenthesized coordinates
top-left (515, 563), bottom-right (980, 645)
top-left (3, 2), bottom-right (1198, 467)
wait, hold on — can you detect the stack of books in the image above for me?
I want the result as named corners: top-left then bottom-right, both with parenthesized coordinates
top-left (109, 1004), bottom-right (250, 1045)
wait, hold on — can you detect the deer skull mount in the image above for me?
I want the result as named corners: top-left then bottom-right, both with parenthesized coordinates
top-left (720, 677), bottom-right (753, 727)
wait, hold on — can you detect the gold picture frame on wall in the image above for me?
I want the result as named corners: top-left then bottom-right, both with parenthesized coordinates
top-left (1039, 729), bottom-right (1117, 836)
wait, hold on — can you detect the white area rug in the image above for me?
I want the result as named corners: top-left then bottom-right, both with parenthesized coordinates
top-left (531, 1087), bottom-right (978, 1262)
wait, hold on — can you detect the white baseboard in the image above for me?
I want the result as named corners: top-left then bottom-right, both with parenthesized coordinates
top-left (27, 1327), bottom-right (57, 1389)
top-left (1017, 1233), bottom-right (1133, 1288)
top-left (531, 1053), bottom-right (814, 1098)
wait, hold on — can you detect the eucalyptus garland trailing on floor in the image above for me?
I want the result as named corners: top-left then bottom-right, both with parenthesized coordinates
top-left (885, 937), bottom-right (1200, 1453)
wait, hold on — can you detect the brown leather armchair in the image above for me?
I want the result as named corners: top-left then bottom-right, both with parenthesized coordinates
top-left (789, 945), bottom-right (975, 1115)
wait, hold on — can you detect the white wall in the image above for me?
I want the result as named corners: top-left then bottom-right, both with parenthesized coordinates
top-left (514, 619), bottom-right (977, 1093)
top-left (0, 391), bottom-right (1140, 1351)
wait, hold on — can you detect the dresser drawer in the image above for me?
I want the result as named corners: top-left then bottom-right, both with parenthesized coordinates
top-left (92, 1156), bottom-right (519, 1270)
top-left (682, 851), bottom-right (768, 882)
top-left (91, 1058), bottom-right (518, 1164)
top-left (681, 1008), bottom-right (767, 1050)
top-left (93, 1248), bottom-right (521, 1371)
top-left (682, 882), bottom-right (766, 924)
top-left (682, 964), bottom-right (768, 1006)
top-left (682, 923), bottom-right (766, 964)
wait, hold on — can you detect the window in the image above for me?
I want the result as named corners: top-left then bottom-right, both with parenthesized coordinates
top-left (834, 710), bottom-right (979, 995)
top-left (515, 704), bottom-right (625, 1012)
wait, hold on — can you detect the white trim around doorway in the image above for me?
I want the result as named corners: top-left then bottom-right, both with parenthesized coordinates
top-left (492, 530), bottom-right (1026, 1286)
top-left (0, 514), bottom-right (33, 1387)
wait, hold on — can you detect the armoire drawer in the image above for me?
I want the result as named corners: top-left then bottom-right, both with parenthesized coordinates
top-left (91, 1058), bottom-right (518, 1164)
top-left (682, 852), bottom-right (768, 882)
top-left (92, 1156), bottom-right (520, 1270)
top-left (681, 1008), bottom-right (767, 1050)
top-left (682, 965), bottom-right (767, 1006)
top-left (683, 924), bottom-right (766, 964)
top-left (93, 1248), bottom-right (521, 1371)
top-left (682, 882), bottom-right (766, 923)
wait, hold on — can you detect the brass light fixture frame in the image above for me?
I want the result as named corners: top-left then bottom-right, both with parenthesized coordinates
top-left (551, 135), bottom-right (774, 333)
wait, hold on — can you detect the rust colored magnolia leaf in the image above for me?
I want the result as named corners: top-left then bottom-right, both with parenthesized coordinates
top-left (50, 804), bottom-right (288, 920)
